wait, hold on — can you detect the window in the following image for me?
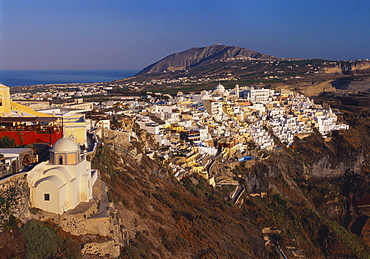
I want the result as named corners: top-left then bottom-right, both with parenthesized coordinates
top-left (58, 155), bottom-right (63, 165)
top-left (44, 193), bottom-right (50, 201)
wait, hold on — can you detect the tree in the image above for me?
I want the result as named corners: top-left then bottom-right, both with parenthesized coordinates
top-left (0, 136), bottom-right (15, 148)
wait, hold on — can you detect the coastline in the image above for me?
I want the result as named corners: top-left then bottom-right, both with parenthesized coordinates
top-left (0, 70), bottom-right (139, 87)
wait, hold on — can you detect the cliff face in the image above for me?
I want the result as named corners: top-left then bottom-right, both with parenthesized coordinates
top-left (96, 135), bottom-right (271, 258)
top-left (296, 130), bottom-right (364, 178)
top-left (0, 173), bottom-right (31, 229)
top-left (324, 60), bottom-right (370, 75)
top-left (97, 110), bottom-right (370, 258)
top-left (137, 44), bottom-right (278, 75)
top-left (300, 80), bottom-right (337, 96)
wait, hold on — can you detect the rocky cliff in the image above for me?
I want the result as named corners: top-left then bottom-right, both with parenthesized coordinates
top-left (324, 60), bottom-right (370, 75)
top-left (90, 110), bottom-right (370, 258)
top-left (0, 173), bottom-right (31, 229)
top-left (137, 44), bottom-right (278, 75)
top-left (300, 80), bottom-right (337, 96)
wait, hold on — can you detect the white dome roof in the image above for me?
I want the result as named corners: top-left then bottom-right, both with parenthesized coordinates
top-left (215, 83), bottom-right (225, 91)
top-left (52, 137), bottom-right (79, 153)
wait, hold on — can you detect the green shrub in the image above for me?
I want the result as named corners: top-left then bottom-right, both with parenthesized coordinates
top-left (272, 193), bottom-right (287, 207)
top-left (152, 193), bottom-right (178, 210)
top-left (0, 136), bottom-right (15, 148)
top-left (91, 145), bottom-right (115, 176)
top-left (7, 214), bottom-right (17, 229)
top-left (61, 238), bottom-right (82, 259)
top-left (122, 233), bottom-right (154, 259)
top-left (170, 191), bottom-right (181, 200)
top-left (19, 220), bottom-right (63, 259)
top-left (107, 190), bottom-right (113, 202)
top-left (181, 178), bottom-right (197, 194)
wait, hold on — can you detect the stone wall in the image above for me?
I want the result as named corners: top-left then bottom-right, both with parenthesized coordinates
top-left (0, 172), bottom-right (31, 231)
top-left (36, 199), bottom-right (102, 235)
top-left (81, 240), bottom-right (121, 258)
top-left (35, 178), bottom-right (126, 258)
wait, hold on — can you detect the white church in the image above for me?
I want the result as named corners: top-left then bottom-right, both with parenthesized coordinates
top-left (27, 137), bottom-right (98, 214)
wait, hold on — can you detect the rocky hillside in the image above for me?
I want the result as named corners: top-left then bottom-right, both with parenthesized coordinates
top-left (94, 113), bottom-right (370, 258)
top-left (137, 44), bottom-right (279, 75)
top-left (88, 103), bottom-right (370, 258)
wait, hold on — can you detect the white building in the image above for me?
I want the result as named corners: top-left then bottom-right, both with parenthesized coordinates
top-left (154, 104), bottom-right (175, 113)
top-left (242, 87), bottom-right (273, 103)
top-left (27, 137), bottom-right (98, 214)
top-left (202, 100), bottom-right (223, 115)
top-left (137, 119), bottom-right (160, 135)
top-left (86, 118), bottom-right (110, 131)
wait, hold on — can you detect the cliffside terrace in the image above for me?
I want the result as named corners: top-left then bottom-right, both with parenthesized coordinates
top-left (0, 117), bottom-right (63, 144)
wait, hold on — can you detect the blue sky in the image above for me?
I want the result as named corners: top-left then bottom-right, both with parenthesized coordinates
top-left (1, 0), bottom-right (369, 70)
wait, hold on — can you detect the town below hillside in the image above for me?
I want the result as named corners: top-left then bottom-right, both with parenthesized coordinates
top-left (7, 80), bottom-right (351, 187)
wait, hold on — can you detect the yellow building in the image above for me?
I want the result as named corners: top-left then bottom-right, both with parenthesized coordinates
top-left (35, 108), bottom-right (87, 145)
top-left (62, 114), bottom-right (87, 145)
top-left (0, 84), bottom-right (12, 115)
top-left (0, 84), bottom-right (50, 117)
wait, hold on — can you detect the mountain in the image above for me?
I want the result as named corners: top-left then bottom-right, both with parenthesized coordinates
top-left (137, 44), bottom-right (279, 75)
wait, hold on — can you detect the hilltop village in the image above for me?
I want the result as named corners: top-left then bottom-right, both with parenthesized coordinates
top-left (130, 83), bottom-right (348, 183)
top-left (9, 82), bottom-right (348, 185)
top-left (0, 81), bottom-right (354, 257)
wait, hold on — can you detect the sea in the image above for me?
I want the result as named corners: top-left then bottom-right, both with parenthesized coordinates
top-left (0, 70), bottom-right (139, 87)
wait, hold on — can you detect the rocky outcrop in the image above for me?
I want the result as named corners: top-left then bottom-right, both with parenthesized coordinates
top-left (34, 177), bottom-right (126, 258)
top-left (324, 60), bottom-right (370, 75)
top-left (244, 163), bottom-right (271, 194)
top-left (352, 60), bottom-right (370, 72)
top-left (0, 173), bottom-right (31, 230)
top-left (310, 151), bottom-right (364, 178)
top-left (81, 240), bottom-right (121, 258)
top-left (103, 128), bottom-right (132, 150)
top-left (301, 80), bottom-right (337, 96)
top-left (137, 44), bottom-right (278, 75)
top-left (295, 131), bottom-right (364, 178)
top-left (102, 127), bottom-right (157, 160)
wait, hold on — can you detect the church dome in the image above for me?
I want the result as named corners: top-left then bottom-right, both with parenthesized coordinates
top-left (52, 137), bottom-right (79, 153)
top-left (215, 83), bottom-right (225, 91)
top-left (212, 83), bottom-right (226, 96)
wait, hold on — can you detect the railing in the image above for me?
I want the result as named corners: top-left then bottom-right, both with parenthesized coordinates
top-left (91, 169), bottom-right (99, 186)
top-left (84, 131), bottom-right (100, 160)
top-left (0, 126), bottom-right (62, 133)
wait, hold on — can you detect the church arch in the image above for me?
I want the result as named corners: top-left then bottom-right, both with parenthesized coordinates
top-left (34, 175), bottom-right (66, 214)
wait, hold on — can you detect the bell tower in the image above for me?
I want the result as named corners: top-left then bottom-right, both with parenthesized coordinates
top-left (0, 84), bottom-right (12, 115)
